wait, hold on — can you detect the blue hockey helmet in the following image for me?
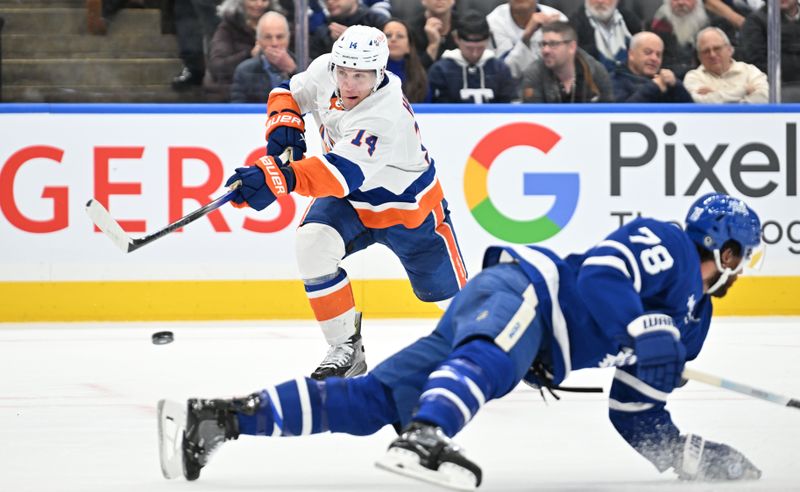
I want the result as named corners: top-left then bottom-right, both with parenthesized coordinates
top-left (685, 193), bottom-right (762, 259)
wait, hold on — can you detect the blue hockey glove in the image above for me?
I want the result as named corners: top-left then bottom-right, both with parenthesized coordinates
top-left (675, 434), bottom-right (761, 481)
top-left (630, 318), bottom-right (686, 393)
top-left (267, 125), bottom-right (306, 161)
top-left (225, 155), bottom-right (292, 211)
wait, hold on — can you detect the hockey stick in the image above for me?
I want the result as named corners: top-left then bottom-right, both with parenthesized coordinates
top-left (86, 149), bottom-right (291, 253)
top-left (86, 186), bottom-right (239, 253)
top-left (682, 367), bottom-right (800, 410)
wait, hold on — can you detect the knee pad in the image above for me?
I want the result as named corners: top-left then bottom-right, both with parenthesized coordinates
top-left (296, 223), bottom-right (345, 280)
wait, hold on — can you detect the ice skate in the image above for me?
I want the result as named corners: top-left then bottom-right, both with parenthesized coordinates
top-left (375, 422), bottom-right (482, 491)
top-left (311, 313), bottom-right (366, 380)
top-left (180, 397), bottom-right (247, 480)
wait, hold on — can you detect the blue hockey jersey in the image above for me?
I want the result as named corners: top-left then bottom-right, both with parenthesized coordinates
top-left (483, 217), bottom-right (712, 470)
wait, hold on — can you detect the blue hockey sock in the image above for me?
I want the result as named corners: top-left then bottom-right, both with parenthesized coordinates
top-left (413, 338), bottom-right (515, 437)
top-left (236, 374), bottom-right (396, 437)
top-left (237, 377), bottom-right (328, 436)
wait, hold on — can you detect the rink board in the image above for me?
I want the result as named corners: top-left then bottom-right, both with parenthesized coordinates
top-left (1, 104), bottom-right (798, 320)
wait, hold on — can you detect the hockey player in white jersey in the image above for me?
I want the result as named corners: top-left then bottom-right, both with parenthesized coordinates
top-left (223, 25), bottom-right (467, 380)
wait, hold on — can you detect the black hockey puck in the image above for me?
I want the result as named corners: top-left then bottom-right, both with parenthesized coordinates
top-left (152, 331), bottom-right (174, 345)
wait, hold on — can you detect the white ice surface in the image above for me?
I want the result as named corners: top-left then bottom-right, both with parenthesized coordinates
top-left (1, 317), bottom-right (799, 492)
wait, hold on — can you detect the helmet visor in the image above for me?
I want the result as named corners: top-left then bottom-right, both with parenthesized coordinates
top-left (742, 243), bottom-right (766, 274)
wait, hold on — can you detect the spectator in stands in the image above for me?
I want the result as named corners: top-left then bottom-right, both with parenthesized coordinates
top-left (652, 0), bottom-right (741, 80)
top-left (408, 0), bottom-right (459, 69)
top-left (363, 0), bottom-right (392, 21)
top-left (204, 0), bottom-right (272, 101)
top-left (521, 21), bottom-right (613, 102)
top-left (384, 19), bottom-right (430, 103)
top-left (653, 1), bottom-right (742, 77)
top-left (703, 0), bottom-right (761, 29)
top-left (309, 0), bottom-right (387, 59)
top-left (230, 11), bottom-right (296, 102)
top-left (741, 0), bottom-right (800, 100)
top-left (428, 11), bottom-right (516, 103)
top-left (611, 31), bottom-right (694, 102)
top-left (684, 26), bottom-right (767, 102)
top-left (170, 0), bottom-right (223, 90)
top-left (569, 0), bottom-right (643, 72)
top-left (487, 0), bottom-right (567, 79)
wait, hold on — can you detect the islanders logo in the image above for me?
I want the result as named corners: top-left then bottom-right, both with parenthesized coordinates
top-left (463, 122), bottom-right (579, 243)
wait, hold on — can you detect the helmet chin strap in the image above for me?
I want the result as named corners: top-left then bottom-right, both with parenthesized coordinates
top-left (706, 249), bottom-right (740, 295)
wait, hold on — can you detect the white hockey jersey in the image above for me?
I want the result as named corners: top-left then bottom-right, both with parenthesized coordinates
top-left (270, 54), bottom-right (444, 229)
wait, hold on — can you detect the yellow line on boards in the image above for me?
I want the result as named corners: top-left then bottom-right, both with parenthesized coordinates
top-left (712, 276), bottom-right (800, 316)
top-left (0, 276), bottom-right (796, 322)
top-left (0, 279), bottom-right (442, 322)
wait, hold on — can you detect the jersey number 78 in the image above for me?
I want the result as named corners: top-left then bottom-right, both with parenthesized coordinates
top-left (629, 226), bottom-right (675, 275)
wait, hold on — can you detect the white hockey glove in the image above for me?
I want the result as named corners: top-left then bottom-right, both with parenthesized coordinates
top-left (674, 434), bottom-right (761, 481)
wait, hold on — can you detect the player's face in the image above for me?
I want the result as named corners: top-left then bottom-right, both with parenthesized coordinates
top-left (709, 252), bottom-right (744, 298)
top-left (335, 66), bottom-right (377, 109)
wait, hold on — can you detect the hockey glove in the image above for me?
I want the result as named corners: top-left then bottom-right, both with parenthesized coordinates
top-left (629, 315), bottom-right (686, 393)
top-left (266, 110), bottom-right (306, 161)
top-left (675, 434), bottom-right (761, 481)
top-left (225, 155), bottom-right (295, 211)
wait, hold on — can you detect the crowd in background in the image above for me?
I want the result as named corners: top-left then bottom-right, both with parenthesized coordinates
top-left (92, 0), bottom-right (800, 103)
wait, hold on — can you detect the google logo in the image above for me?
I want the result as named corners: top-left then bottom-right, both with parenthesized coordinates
top-left (463, 122), bottom-right (580, 243)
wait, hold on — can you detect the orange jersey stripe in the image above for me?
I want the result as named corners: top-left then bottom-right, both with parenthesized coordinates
top-left (353, 180), bottom-right (444, 229)
top-left (290, 157), bottom-right (347, 198)
top-left (307, 283), bottom-right (355, 322)
top-left (433, 202), bottom-right (468, 288)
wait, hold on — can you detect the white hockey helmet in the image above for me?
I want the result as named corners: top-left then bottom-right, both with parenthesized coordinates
top-left (329, 25), bottom-right (389, 93)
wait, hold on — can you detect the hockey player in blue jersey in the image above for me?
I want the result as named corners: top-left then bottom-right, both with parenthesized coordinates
top-left (158, 192), bottom-right (763, 490)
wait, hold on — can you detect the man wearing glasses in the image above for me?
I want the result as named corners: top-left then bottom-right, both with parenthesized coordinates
top-left (521, 21), bottom-right (613, 102)
top-left (486, 0), bottom-right (567, 79)
top-left (683, 27), bottom-right (768, 103)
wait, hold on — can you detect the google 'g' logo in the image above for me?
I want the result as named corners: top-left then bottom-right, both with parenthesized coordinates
top-left (464, 122), bottom-right (580, 243)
